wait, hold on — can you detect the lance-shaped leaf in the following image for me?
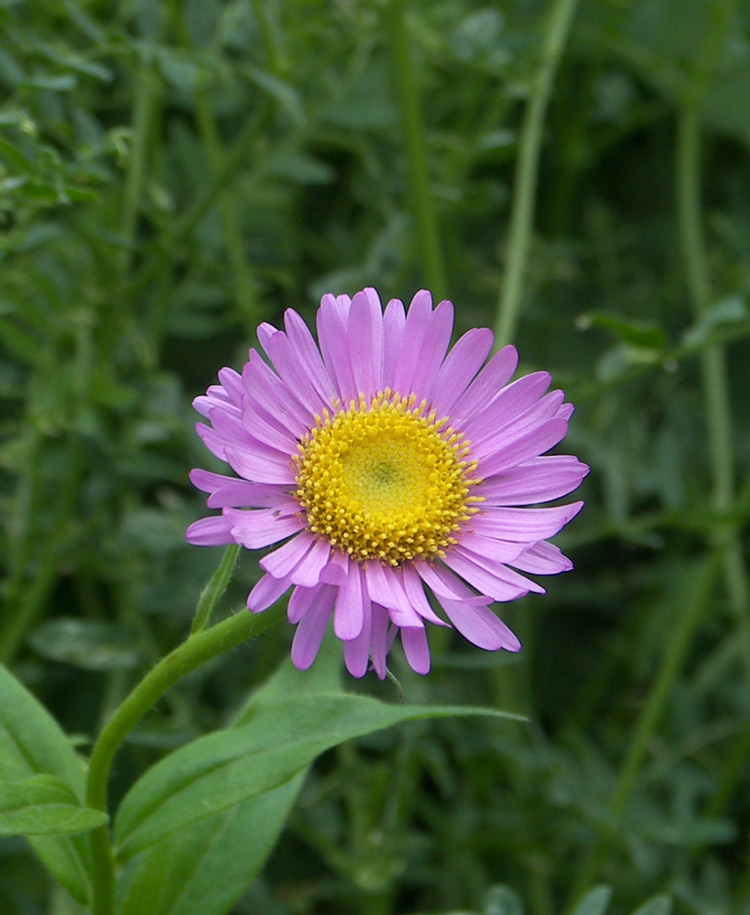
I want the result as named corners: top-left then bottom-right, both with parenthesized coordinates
top-left (0, 664), bottom-right (94, 904)
top-left (116, 774), bottom-right (304, 915)
top-left (0, 774), bottom-right (108, 837)
top-left (114, 693), bottom-right (517, 860)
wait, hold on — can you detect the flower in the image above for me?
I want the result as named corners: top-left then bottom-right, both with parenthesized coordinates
top-left (187, 289), bottom-right (588, 677)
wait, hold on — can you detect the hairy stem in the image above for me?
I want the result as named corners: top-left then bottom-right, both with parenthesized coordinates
top-left (85, 603), bottom-right (285, 914)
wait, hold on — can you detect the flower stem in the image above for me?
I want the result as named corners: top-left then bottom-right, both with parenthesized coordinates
top-left (386, 0), bottom-right (447, 300)
top-left (493, 0), bottom-right (578, 348)
top-left (191, 543), bottom-right (241, 634)
top-left (85, 602), bottom-right (286, 915)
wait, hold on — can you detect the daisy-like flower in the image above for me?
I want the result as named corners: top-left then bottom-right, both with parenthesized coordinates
top-left (186, 289), bottom-right (588, 678)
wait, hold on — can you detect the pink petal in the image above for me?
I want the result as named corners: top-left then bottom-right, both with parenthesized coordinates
top-left (289, 537), bottom-right (331, 588)
top-left (511, 541), bottom-right (573, 574)
top-left (348, 288), bottom-right (384, 397)
top-left (217, 367), bottom-right (244, 405)
top-left (451, 530), bottom-right (525, 563)
top-left (407, 299), bottom-right (455, 403)
top-left (209, 402), bottom-right (254, 448)
top-left (471, 503), bottom-right (584, 541)
top-left (416, 560), bottom-right (489, 602)
top-left (189, 469), bottom-right (284, 509)
top-left (284, 309), bottom-right (338, 403)
top-left (223, 505), bottom-right (304, 549)
top-left (450, 345), bottom-right (519, 423)
top-left (477, 418), bottom-right (570, 478)
top-left (429, 327), bottom-right (494, 417)
top-left (392, 290), bottom-right (434, 394)
top-left (317, 293), bottom-right (357, 402)
top-left (440, 600), bottom-right (521, 651)
top-left (402, 564), bottom-right (449, 626)
top-left (453, 544), bottom-right (545, 594)
top-left (261, 328), bottom-right (329, 418)
top-left (247, 572), bottom-right (292, 612)
top-left (260, 531), bottom-right (315, 579)
top-left (195, 423), bottom-right (232, 462)
top-left (382, 298), bottom-right (406, 385)
top-left (463, 372), bottom-right (552, 444)
top-left (332, 558), bottom-right (366, 640)
top-left (441, 550), bottom-right (530, 602)
top-left (343, 597), bottom-right (372, 678)
top-left (477, 456), bottom-right (589, 505)
top-left (242, 401), bottom-right (299, 453)
top-left (185, 516), bottom-right (234, 546)
top-left (401, 627), bottom-right (431, 675)
top-left (241, 352), bottom-right (309, 438)
top-left (290, 585), bottom-right (336, 670)
top-left (364, 561), bottom-right (423, 628)
top-left (225, 443), bottom-right (296, 486)
top-left (370, 604), bottom-right (391, 679)
top-left (471, 390), bottom-right (566, 462)
top-left (288, 583), bottom-right (320, 624)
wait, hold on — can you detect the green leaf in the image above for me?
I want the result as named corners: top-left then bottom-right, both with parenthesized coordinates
top-left (28, 618), bottom-right (142, 672)
top-left (577, 311), bottom-right (667, 351)
top-left (678, 296), bottom-right (749, 352)
top-left (114, 693), bottom-right (516, 860)
top-left (0, 666), bottom-right (86, 792)
top-left (483, 884), bottom-right (524, 915)
top-left (0, 664), bottom-right (94, 904)
top-left (630, 896), bottom-right (672, 915)
top-left (570, 886), bottom-right (613, 915)
top-left (0, 775), bottom-right (108, 837)
top-left (116, 773), bottom-right (304, 915)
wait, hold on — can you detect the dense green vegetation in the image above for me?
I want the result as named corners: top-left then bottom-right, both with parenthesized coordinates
top-left (1, 0), bottom-right (749, 912)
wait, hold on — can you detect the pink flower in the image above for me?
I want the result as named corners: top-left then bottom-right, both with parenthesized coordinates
top-left (187, 289), bottom-right (588, 677)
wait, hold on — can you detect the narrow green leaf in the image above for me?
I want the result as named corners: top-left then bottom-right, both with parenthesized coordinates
top-left (577, 311), bottom-right (667, 351)
top-left (483, 884), bottom-right (525, 915)
top-left (571, 886), bottom-right (613, 915)
top-left (116, 773), bottom-right (304, 915)
top-left (0, 664), bottom-right (94, 903)
top-left (630, 896), bottom-right (672, 915)
top-left (0, 666), bottom-right (86, 794)
top-left (114, 694), bottom-right (517, 860)
top-left (28, 618), bottom-right (141, 671)
top-left (0, 775), bottom-right (108, 837)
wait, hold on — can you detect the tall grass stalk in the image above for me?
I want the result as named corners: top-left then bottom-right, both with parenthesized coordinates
top-left (385, 0), bottom-right (447, 300)
top-left (493, 0), bottom-right (578, 349)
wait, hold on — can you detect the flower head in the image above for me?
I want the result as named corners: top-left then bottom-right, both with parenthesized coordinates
top-left (187, 289), bottom-right (588, 677)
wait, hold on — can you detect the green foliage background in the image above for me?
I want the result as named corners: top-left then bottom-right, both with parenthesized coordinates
top-left (1, 0), bottom-right (749, 912)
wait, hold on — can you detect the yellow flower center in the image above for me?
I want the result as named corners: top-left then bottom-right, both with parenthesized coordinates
top-left (293, 390), bottom-right (482, 565)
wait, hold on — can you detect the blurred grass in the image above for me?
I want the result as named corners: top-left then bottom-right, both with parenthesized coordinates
top-left (1, 0), bottom-right (750, 913)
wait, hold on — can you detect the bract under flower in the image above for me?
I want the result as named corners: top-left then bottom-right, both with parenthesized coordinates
top-left (187, 288), bottom-right (588, 677)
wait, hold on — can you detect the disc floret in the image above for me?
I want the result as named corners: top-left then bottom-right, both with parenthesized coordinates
top-left (293, 390), bottom-right (482, 565)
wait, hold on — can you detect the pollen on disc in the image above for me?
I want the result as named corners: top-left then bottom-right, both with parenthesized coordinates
top-left (293, 391), bottom-right (482, 565)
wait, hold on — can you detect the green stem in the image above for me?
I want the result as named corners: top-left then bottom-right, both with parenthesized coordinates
top-left (191, 544), bottom-right (241, 634)
top-left (493, 0), bottom-right (578, 348)
top-left (386, 0), bottom-right (446, 299)
top-left (676, 103), bottom-right (750, 665)
top-left (193, 86), bottom-right (260, 330)
top-left (0, 436), bottom-right (82, 663)
top-left (85, 603), bottom-right (286, 915)
top-left (250, 0), bottom-right (288, 77)
top-left (118, 61), bottom-right (158, 279)
top-left (567, 553), bottom-right (721, 906)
